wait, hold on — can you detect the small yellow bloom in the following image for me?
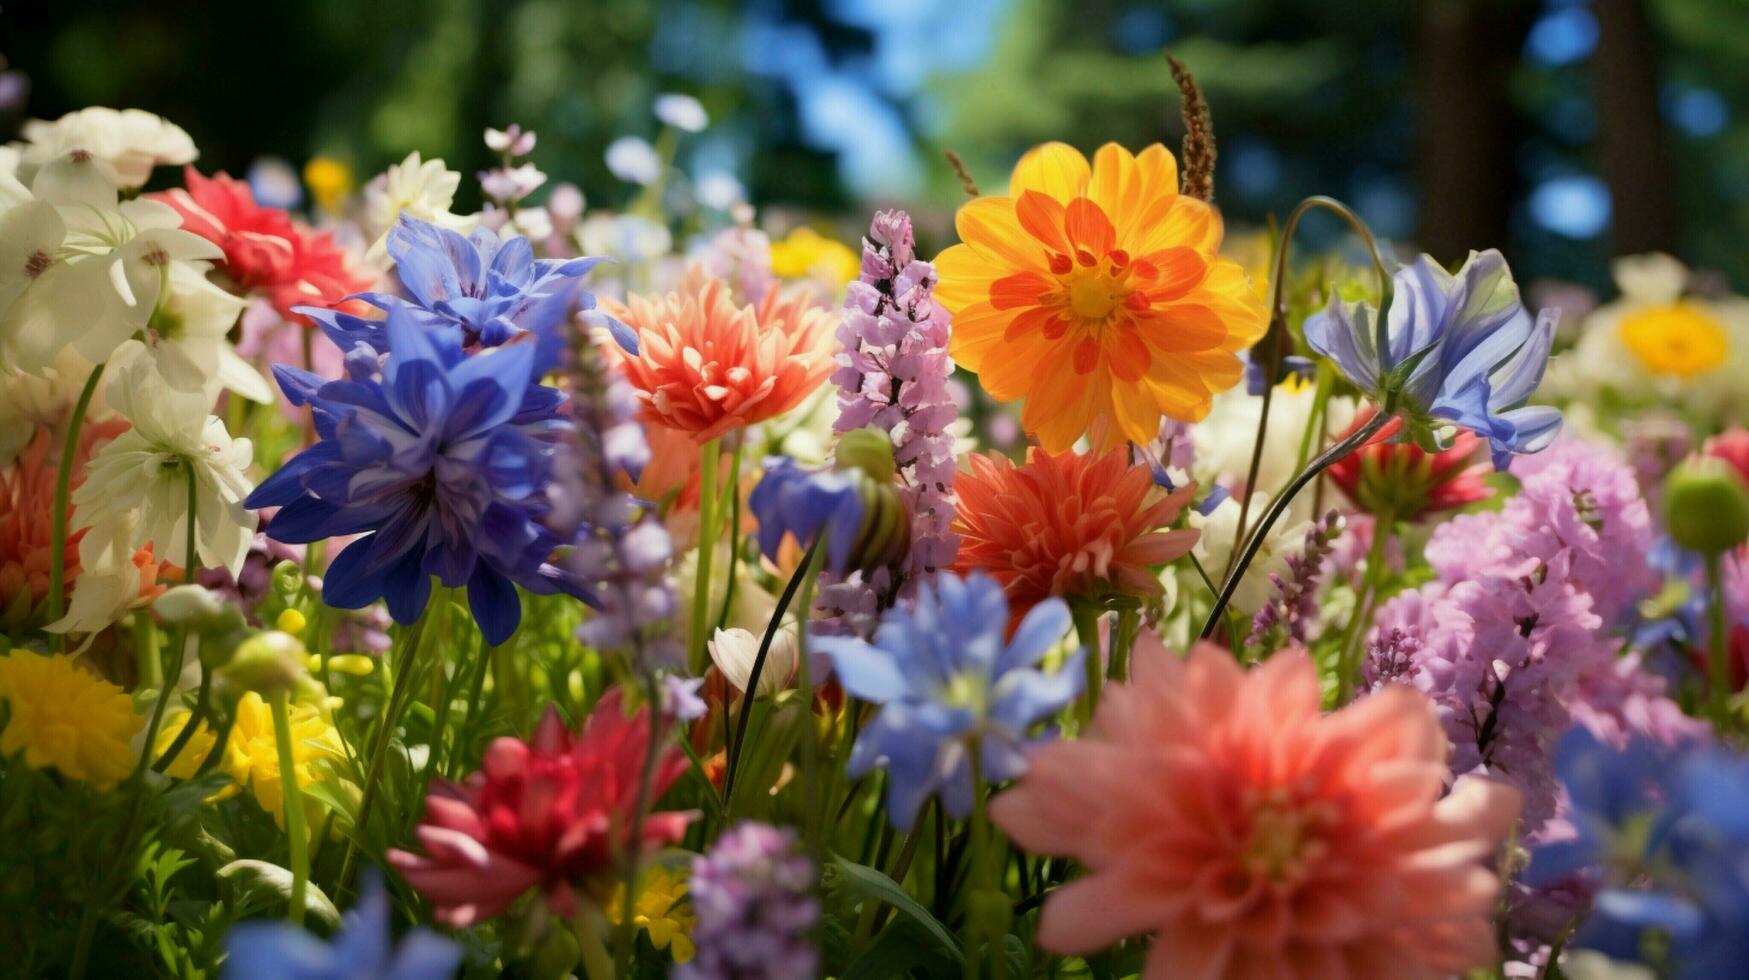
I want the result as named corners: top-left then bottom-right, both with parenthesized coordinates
top-left (0, 651), bottom-right (142, 790)
top-left (607, 866), bottom-right (696, 963)
top-left (158, 692), bottom-right (345, 836)
top-left (276, 608), bottom-right (307, 635)
top-left (769, 226), bottom-right (859, 289)
top-left (303, 156), bottom-right (353, 214)
top-left (1619, 303), bottom-right (1729, 378)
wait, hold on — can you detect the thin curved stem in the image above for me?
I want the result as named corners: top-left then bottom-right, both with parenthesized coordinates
top-left (723, 536), bottom-right (821, 807)
top-left (48, 362), bottom-right (106, 639)
top-left (689, 438), bottom-right (722, 674)
top-left (1201, 411), bottom-right (1392, 640)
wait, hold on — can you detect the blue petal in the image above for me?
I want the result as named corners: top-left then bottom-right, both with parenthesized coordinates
top-left (990, 652), bottom-right (1085, 732)
top-left (322, 536), bottom-right (388, 610)
top-left (999, 595), bottom-right (1070, 675)
top-left (381, 546), bottom-right (435, 624)
top-left (221, 922), bottom-right (335, 980)
top-left (442, 342), bottom-right (534, 441)
top-left (389, 214), bottom-right (483, 308)
top-left (468, 563), bottom-right (522, 645)
top-left (815, 634), bottom-right (911, 703)
top-left (1302, 297), bottom-right (1381, 393)
top-left (271, 364), bottom-right (329, 408)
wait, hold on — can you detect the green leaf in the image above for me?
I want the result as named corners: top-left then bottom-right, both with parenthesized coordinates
top-left (830, 855), bottom-right (961, 961)
top-left (843, 917), bottom-right (962, 980)
top-left (216, 859), bottom-right (341, 930)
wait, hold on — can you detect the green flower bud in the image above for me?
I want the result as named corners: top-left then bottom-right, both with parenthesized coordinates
top-left (218, 630), bottom-right (308, 697)
top-left (832, 429), bottom-right (910, 575)
top-left (154, 585), bottom-right (228, 627)
top-left (833, 427), bottom-right (898, 483)
top-left (1664, 456), bottom-right (1749, 556)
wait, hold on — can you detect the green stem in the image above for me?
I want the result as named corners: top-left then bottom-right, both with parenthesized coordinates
top-left (1108, 608), bottom-right (1139, 683)
top-left (48, 362), bottom-right (106, 640)
top-left (270, 691), bottom-right (309, 925)
top-left (715, 441), bottom-right (746, 631)
top-left (1071, 604), bottom-right (1102, 725)
top-left (1293, 360), bottom-right (1336, 476)
top-left (152, 664), bottom-right (210, 772)
top-left (1335, 511), bottom-right (1393, 703)
top-left (574, 903), bottom-right (617, 980)
top-left (794, 542), bottom-right (828, 857)
top-left (1707, 553), bottom-right (1733, 728)
top-left (614, 674), bottom-right (667, 973)
top-left (724, 537), bottom-right (820, 809)
top-left (690, 438), bottom-right (723, 673)
top-left (337, 596), bottom-right (435, 896)
top-left (448, 631), bottom-right (496, 779)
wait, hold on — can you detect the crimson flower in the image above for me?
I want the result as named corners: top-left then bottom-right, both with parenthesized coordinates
top-left (1327, 406), bottom-right (1491, 521)
top-left (388, 689), bottom-right (692, 926)
top-left (1705, 427), bottom-right (1749, 486)
top-left (155, 166), bottom-right (371, 323)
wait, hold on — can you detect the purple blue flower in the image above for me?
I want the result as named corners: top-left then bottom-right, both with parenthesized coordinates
top-left (749, 456), bottom-right (866, 576)
top-left (222, 872), bottom-right (460, 980)
top-left (246, 306), bottom-right (582, 644)
top-left (812, 571), bottom-right (1082, 830)
top-left (680, 822), bottom-right (819, 980)
top-left (1303, 249), bottom-right (1562, 467)
top-left (301, 212), bottom-right (602, 367)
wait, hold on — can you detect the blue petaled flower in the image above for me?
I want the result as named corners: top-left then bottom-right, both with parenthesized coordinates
top-left (223, 872), bottom-right (460, 980)
top-left (301, 212), bottom-right (603, 366)
top-left (1303, 249), bottom-right (1562, 467)
top-left (1533, 726), bottom-right (1749, 978)
top-left (749, 456), bottom-right (867, 575)
top-left (812, 571), bottom-right (1083, 830)
top-left (245, 306), bottom-right (583, 643)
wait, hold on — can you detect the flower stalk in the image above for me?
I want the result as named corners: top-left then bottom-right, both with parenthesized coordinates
top-left (269, 690), bottom-right (309, 925)
top-left (47, 361), bottom-right (107, 640)
top-left (690, 437), bottom-right (722, 673)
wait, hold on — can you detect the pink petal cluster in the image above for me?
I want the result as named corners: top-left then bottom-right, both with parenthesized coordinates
top-left (388, 689), bottom-right (692, 926)
top-left (992, 639), bottom-right (1521, 980)
top-left (154, 166), bottom-right (371, 323)
top-left (817, 211), bottom-right (961, 634)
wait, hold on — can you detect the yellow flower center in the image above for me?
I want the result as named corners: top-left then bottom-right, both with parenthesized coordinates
top-left (1066, 270), bottom-right (1128, 322)
top-left (1619, 303), bottom-right (1729, 378)
top-left (1241, 792), bottom-right (1333, 882)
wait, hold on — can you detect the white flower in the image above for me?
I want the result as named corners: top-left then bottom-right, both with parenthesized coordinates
top-left (1547, 252), bottom-right (1749, 422)
top-left (605, 137), bottom-right (661, 186)
top-left (45, 510), bottom-right (148, 635)
top-left (1189, 492), bottom-right (1310, 616)
top-left (362, 151), bottom-right (474, 257)
top-left (694, 171), bottom-right (745, 212)
top-left (0, 152), bottom-right (232, 377)
top-left (16, 107), bottom-right (196, 189)
top-left (653, 94), bottom-right (709, 133)
top-left (709, 627), bottom-right (798, 698)
top-left (1192, 380), bottom-right (1355, 514)
top-left (72, 345), bottom-right (256, 576)
top-left (0, 346), bottom-right (105, 466)
top-left (141, 262), bottom-right (270, 402)
top-left (577, 212), bottom-right (671, 265)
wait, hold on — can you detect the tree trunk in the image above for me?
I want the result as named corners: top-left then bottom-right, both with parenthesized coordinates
top-left (1592, 0), bottom-right (1678, 257)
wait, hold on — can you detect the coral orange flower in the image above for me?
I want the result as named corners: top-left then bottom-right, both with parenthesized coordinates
top-left (1326, 406), bottom-right (1491, 521)
top-left (0, 422), bottom-right (158, 626)
top-left (936, 142), bottom-right (1266, 453)
top-left (991, 639), bottom-right (1523, 980)
top-left (606, 271), bottom-right (835, 444)
top-left (950, 447), bottom-right (1198, 618)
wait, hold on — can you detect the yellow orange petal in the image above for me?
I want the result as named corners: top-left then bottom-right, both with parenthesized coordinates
top-left (1009, 141), bottom-right (1091, 201)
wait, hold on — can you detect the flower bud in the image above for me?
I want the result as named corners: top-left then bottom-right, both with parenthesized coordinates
top-left (833, 427), bottom-right (898, 483)
top-left (219, 630), bottom-right (308, 697)
top-left (153, 585), bottom-right (228, 628)
top-left (843, 467), bottom-right (911, 575)
top-left (1664, 456), bottom-right (1749, 556)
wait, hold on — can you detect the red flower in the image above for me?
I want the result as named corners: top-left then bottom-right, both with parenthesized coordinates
top-left (1705, 427), bottom-right (1749, 486)
top-left (388, 689), bottom-right (693, 926)
top-left (154, 167), bottom-right (370, 323)
top-left (1327, 406), bottom-right (1491, 521)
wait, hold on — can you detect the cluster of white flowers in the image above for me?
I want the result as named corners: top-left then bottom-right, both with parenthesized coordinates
top-left (0, 107), bottom-right (260, 634)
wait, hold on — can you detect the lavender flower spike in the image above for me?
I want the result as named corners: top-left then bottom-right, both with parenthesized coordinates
top-left (817, 209), bottom-right (960, 634)
top-left (679, 822), bottom-right (820, 980)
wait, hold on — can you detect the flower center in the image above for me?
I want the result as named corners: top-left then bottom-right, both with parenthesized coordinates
top-left (1240, 791), bottom-right (1332, 882)
top-left (1619, 303), bottom-right (1729, 378)
top-left (1066, 271), bottom-right (1128, 322)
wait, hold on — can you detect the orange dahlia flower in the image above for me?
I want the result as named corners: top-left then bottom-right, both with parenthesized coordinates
top-left (936, 142), bottom-right (1267, 453)
top-left (606, 271), bottom-right (835, 444)
top-left (991, 639), bottom-right (1522, 980)
top-left (950, 447), bottom-right (1197, 618)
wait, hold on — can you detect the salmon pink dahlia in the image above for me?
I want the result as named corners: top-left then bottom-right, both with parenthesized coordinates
top-left (388, 689), bottom-right (693, 926)
top-left (155, 167), bottom-right (371, 323)
top-left (951, 447), bottom-right (1197, 618)
top-left (991, 640), bottom-right (1522, 980)
top-left (606, 271), bottom-right (835, 444)
top-left (1326, 407), bottom-right (1491, 521)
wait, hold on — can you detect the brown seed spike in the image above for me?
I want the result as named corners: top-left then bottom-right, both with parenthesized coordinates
top-left (944, 149), bottom-right (980, 198)
top-left (1166, 52), bottom-right (1216, 203)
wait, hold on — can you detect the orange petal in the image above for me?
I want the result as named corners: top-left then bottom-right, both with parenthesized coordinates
top-left (990, 271), bottom-right (1053, 310)
top-left (1072, 338), bottom-right (1099, 374)
top-left (954, 196), bottom-right (1044, 272)
top-left (1015, 190), bottom-right (1071, 254)
top-left (1064, 198), bottom-right (1116, 258)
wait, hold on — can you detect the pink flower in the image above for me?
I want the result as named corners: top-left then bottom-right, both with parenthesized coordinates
top-left (154, 166), bottom-right (371, 323)
top-left (388, 689), bottom-right (692, 926)
top-left (990, 639), bottom-right (1522, 980)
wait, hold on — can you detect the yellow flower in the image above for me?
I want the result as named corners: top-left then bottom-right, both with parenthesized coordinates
top-left (769, 226), bottom-right (859, 289)
top-left (158, 692), bottom-right (345, 835)
top-left (276, 608), bottom-right (307, 635)
top-left (303, 156), bottom-right (353, 214)
top-left (936, 141), bottom-right (1267, 453)
top-left (607, 866), bottom-right (696, 963)
top-left (1619, 302), bottom-right (1729, 378)
top-left (0, 651), bottom-right (141, 790)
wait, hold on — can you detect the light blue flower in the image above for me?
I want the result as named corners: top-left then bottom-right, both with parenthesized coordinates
top-left (1303, 249), bottom-right (1561, 467)
top-left (223, 872), bottom-right (460, 980)
top-left (748, 456), bottom-right (866, 575)
top-left (812, 571), bottom-right (1082, 830)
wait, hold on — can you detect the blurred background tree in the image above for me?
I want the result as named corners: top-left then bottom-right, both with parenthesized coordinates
top-left (5, 0), bottom-right (1746, 292)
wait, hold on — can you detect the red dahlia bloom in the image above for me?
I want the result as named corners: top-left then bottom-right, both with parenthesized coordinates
top-left (1705, 427), bottom-right (1749, 486)
top-left (154, 166), bottom-right (370, 323)
top-left (388, 689), bottom-right (693, 926)
top-left (1327, 406), bottom-right (1491, 521)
